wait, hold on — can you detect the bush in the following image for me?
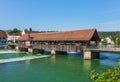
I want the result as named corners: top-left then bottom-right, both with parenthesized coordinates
top-left (102, 38), bottom-right (108, 45)
top-left (115, 37), bottom-right (120, 46)
top-left (90, 62), bottom-right (120, 82)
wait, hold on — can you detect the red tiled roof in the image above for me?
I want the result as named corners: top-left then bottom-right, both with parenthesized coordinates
top-left (0, 30), bottom-right (7, 38)
top-left (18, 28), bottom-right (100, 41)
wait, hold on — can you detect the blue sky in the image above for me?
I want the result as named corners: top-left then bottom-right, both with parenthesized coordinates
top-left (0, 0), bottom-right (120, 31)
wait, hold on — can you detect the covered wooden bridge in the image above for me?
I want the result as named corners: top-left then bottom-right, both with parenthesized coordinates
top-left (17, 28), bottom-right (100, 57)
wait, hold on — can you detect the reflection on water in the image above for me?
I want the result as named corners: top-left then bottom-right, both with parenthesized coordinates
top-left (24, 60), bottom-right (31, 70)
top-left (67, 52), bottom-right (83, 58)
top-left (83, 60), bottom-right (91, 70)
top-left (51, 55), bottom-right (56, 64)
top-left (100, 52), bottom-right (120, 67)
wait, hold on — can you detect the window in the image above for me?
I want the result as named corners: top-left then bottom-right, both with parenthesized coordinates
top-left (3, 37), bottom-right (5, 39)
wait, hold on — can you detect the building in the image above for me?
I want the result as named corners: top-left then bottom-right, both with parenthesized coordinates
top-left (106, 37), bottom-right (114, 45)
top-left (100, 37), bottom-right (114, 48)
top-left (17, 28), bottom-right (100, 53)
top-left (8, 34), bottom-right (20, 43)
top-left (0, 30), bottom-right (8, 47)
top-left (21, 29), bottom-right (40, 35)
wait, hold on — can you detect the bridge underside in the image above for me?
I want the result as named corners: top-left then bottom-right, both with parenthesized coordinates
top-left (15, 40), bottom-right (101, 60)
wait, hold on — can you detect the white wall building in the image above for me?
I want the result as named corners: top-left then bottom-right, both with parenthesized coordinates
top-left (7, 34), bottom-right (20, 43)
top-left (106, 37), bottom-right (114, 45)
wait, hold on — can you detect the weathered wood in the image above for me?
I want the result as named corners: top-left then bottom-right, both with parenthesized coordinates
top-left (17, 40), bottom-right (99, 53)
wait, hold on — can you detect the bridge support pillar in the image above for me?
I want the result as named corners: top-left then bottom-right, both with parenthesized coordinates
top-left (84, 51), bottom-right (99, 60)
top-left (51, 49), bottom-right (56, 56)
top-left (28, 48), bottom-right (33, 54)
top-left (15, 46), bottom-right (20, 51)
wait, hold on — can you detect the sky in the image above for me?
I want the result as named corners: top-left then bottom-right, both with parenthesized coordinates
top-left (0, 0), bottom-right (120, 31)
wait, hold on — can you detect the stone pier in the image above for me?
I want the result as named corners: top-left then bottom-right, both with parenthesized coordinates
top-left (84, 50), bottom-right (99, 60)
top-left (51, 49), bottom-right (56, 56)
top-left (15, 46), bottom-right (20, 51)
top-left (28, 48), bottom-right (33, 54)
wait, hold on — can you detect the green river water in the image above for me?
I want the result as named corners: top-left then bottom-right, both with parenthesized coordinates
top-left (0, 51), bottom-right (119, 82)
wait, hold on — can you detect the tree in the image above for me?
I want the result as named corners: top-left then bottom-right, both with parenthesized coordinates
top-left (90, 61), bottom-right (120, 82)
top-left (8, 28), bottom-right (21, 35)
top-left (29, 28), bottom-right (32, 32)
top-left (115, 32), bottom-right (120, 46)
top-left (115, 37), bottom-right (120, 46)
top-left (102, 38), bottom-right (108, 45)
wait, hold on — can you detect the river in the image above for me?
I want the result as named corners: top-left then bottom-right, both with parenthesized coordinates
top-left (0, 51), bottom-right (119, 82)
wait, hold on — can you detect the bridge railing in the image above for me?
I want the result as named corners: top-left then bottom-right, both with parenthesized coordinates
top-left (17, 43), bottom-right (78, 52)
top-left (31, 44), bottom-right (77, 52)
top-left (86, 45), bottom-right (120, 51)
top-left (85, 45), bottom-right (99, 50)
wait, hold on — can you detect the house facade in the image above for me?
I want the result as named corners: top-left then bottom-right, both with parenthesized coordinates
top-left (0, 30), bottom-right (8, 47)
top-left (8, 34), bottom-right (20, 43)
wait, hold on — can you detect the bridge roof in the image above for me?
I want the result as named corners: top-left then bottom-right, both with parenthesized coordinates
top-left (18, 28), bottom-right (100, 41)
top-left (0, 30), bottom-right (7, 38)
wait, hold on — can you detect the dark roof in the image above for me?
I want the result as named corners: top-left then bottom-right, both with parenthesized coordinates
top-left (18, 28), bottom-right (100, 41)
top-left (0, 30), bottom-right (7, 38)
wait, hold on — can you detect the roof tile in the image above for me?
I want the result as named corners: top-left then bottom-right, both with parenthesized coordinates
top-left (18, 28), bottom-right (100, 41)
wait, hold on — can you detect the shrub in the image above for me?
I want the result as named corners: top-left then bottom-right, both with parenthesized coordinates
top-left (90, 62), bottom-right (120, 82)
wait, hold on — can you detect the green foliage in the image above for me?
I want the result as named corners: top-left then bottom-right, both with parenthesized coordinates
top-left (8, 28), bottom-right (21, 35)
top-left (115, 37), bottom-right (120, 46)
top-left (98, 31), bottom-right (120, 46)
top-left (102, 38), bottom-right (108, 45)
top-left (98, 32), bottom-right (118, 38)
top-left (90, 62), bottom-right (120, 82)
top-left (115, 32), bottom-right (120, 46)
top-left (29, 28), bottom-right (32, 32)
